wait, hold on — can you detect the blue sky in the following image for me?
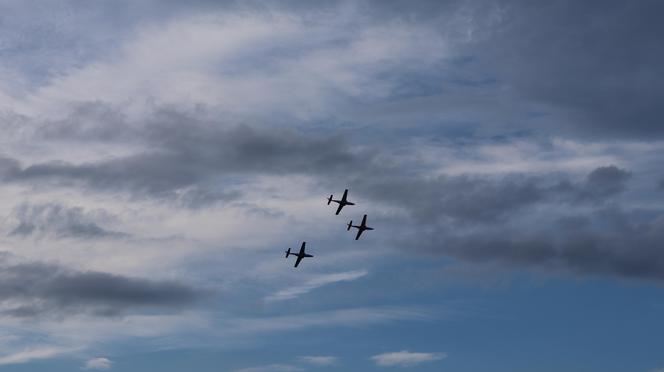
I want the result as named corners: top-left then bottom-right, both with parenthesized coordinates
top-left (0, 0), bottom-right (662, 371)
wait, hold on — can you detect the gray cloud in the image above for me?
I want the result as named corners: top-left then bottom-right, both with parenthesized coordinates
top-left (415, 207), bottom-right (664, 281)
top-left (583, 165), bottom-right (631, 199)
top-left (354, 174), bottom-right (544, 223)
top-left (0, 108), bottom-right (368, 207)
top-left (473, 0), bottom-right (664, 138)
top-left (351, 165), bottom-right (631, 223)
top-left (8, 203), bottom-right (125, 239)
top-left (0, 254), bottom-right (206, 318)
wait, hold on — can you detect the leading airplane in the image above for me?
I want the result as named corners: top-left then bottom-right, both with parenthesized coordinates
top-left (347, 214), bottom-right (374, 240)
top-left (285, 241), bottom-right (313, 268)
top-left (327, 189), bottom-right (355, 215)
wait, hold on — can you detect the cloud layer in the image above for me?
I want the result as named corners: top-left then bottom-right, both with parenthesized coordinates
top-left (0, 0), bottom-right (661, 369)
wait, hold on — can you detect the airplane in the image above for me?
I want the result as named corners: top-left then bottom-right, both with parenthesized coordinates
top-left (327, 189), bottom-right (355, 215)
top-left (347, 214), bottom-right (374, 240)
top-left (285, 241), bottom-right (313, 268)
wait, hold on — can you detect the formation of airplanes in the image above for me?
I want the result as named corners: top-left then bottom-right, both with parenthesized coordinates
top-left (285, 189), bottom-right (373, 268)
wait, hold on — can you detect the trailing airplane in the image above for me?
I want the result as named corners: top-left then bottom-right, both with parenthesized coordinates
top-left (285, 241), bottom-right (313, 268)
top-left (327, 189), bottom-right (355, 215)
top-left (347, 214), bottom-right (374, 240)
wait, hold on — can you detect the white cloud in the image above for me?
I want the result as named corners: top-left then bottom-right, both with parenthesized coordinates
top-left (299, 356), bottom-right (338, 366)
top-left (265, 270), bottom-right (368, 302)
top-left (84, 357), bottom-right (112, 370)
top-left (371, 350), bottom-right (446, 367)
top-left (5, 7), bottom-right (448, 123)
top-left (0, 347), bottom-right (74, 365)
top-left (233, 364), bottom-right (302, 372)
top-left (228, 307), bottom-right (429, 335)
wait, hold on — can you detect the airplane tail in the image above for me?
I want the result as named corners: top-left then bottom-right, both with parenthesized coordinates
top-left (347, 221), bottom-right (352, 231)
top-left (285, 248), bottom-right (291, 258)
top-left (327, 195), bottom-right (333, 205)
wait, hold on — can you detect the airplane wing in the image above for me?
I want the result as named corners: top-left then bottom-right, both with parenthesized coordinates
top-left (298, 242), bottom-right (306, 256)
top-left (335, 203), bottom-right (344, 215)
top-left (294, 255), bottom-right (304, 268)
top-left (341, 189), bottom-right (348, 202)
top-left (361, 214), bottom-right (367, 228)
top-left (355, 228), bottom-right (364, 240)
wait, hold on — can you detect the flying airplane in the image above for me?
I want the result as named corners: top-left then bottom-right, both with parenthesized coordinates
top-left (285, 241), bottom-right (313, 268)
top-left (347, 214), bottom-right (374, 240)
top-left (327, 189), bottom-right (355, 215)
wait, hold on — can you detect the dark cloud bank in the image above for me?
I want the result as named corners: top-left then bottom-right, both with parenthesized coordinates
top-left (350, 163), bottom-right (664, 283)
top-left (477, 0), bottom-right (664, 137)
top-left (0, 254), bottom-right (205, 318)
top-left (429, 208), bottom-right (664, 281)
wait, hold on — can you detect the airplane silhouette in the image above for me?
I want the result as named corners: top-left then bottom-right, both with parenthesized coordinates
top-left (285, 241), bottom-right (313, 268)
top-left (347, 214), bottom-right (374, 240)
top-left (327, 189), bottom-right (355, 215)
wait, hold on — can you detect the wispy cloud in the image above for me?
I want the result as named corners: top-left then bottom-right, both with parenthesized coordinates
top-left (265, 270), bottom-right (368, 302)
top-left (299, 356), bottom-right (338, 366)
top-left (229, 307), bottom-right (429, 334)
top-left (371, 350), bottom-right (446, 367)
top-left (233, 364), bottom-right (302, 372)
top-left (0, 347), bottom-right (75, 365)
top-left (83, 357), bottom-right (112, 370)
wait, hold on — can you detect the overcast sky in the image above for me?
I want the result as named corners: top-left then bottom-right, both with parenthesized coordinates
top-left (0, 1), bottom-right (662, 371)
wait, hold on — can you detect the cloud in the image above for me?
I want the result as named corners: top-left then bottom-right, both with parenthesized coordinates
top-left (3, 108), bottom-right (633, 222)
top-left (265, 270), bottom-right (368, 302)
top-left (582, 165), bottom-right (631, 200)
top-left (352, 165), bottom-right (631, 223)
top-left (8, 202), bottom-right (125, 239)
top-left (0, 1), bottom-right (660, 367)
top-left (0, 254), bottom-right (205, 318)
top-left (228, 307), bottom-right (429, 334)
top-left (2, 105), bottom-right (646, 285)
top-left (0, 116), bottom-right (367, 207)
top-left (299, 356), bottom-right (337, 366)
top-left (418, 206), bottom-right (664, 281)
top-left (474, 0), bottom-right (664, 138)
top-left (0, 347), bottom-right (74, 365)
top-left (371, 350), bottom-right (446, 367)
top-left (84, 357), bottom-right (112, 370)
top-left (233, 364), bottom-right (302, 372)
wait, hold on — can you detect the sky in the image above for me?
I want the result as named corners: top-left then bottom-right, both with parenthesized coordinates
top-left (0, 0), bottom-right (662, 371)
